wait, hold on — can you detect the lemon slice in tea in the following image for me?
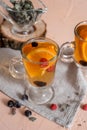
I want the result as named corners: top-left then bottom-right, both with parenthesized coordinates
top-left (28, 48), bottom-right (56, 61)
top-left (81, 41), bottom-right (87, 61)
top-left (24, 48), bottom-right (56, 78)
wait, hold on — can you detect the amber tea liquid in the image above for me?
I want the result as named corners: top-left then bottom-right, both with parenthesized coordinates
top-left (74, 23), bottom-right (87, 65)
top-left (22, 40), bottom-right (59, 87)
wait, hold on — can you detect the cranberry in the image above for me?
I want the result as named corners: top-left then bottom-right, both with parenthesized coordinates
top-left (50, 104), bottom-right (58, 110)
top-left (40, 58), bottom-right (48, 67)
top-left (82, 104), bottom-right (87, 111)
top-left (46, 65), bottom-right (55, 72)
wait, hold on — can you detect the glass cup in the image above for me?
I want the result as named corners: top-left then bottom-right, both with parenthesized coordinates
top-left (60, 20), bottom-right (87, 77)
top-left (0, 0), bottom-right (47, 37)
top-left (9, 37), bottom-right (59, 104)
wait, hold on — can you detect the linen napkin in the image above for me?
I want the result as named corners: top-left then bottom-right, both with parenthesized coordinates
top-left (0, 48), bottom-right (87, 128)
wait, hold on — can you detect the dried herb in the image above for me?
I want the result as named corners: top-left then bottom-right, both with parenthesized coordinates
top-left (7, 0), bottom-right (37, 25)
top-left (59, 103), bottom-right (70, 112)
top-left (11, 107), bottom-right (16, 115)
top-left (74, 92), bottom-right (79, 96)
top-left (50, 104), bottom-right (58, 110)
top-left (29, 117), bottom-right (37, 121)
top-left (77, 124), bottom-right (82, 126)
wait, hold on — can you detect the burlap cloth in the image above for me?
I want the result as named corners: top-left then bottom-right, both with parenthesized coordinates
top-left (0, 48), bottom-right (87, 128)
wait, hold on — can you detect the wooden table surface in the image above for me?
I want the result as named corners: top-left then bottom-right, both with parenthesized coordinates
top-left (0, 0), bottom-right (87, 130)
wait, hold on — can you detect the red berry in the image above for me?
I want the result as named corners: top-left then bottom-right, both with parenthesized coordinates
top-left (82, 104), bottom-right (87, 111)
top-left (40, 58), bottom-right (48, 67)
top-left (50, 104), bottom-right (58, 110)
top-left (46, 65), bottom-right (55, 72)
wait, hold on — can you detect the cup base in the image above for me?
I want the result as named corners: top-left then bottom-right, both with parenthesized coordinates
top-left (11, 25), bottom-right (35, 37)
top-left (28, 87), bottom-right (54, 105)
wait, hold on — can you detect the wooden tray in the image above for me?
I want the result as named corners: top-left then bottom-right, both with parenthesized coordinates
top-left (0, 19), bottom-right (47, 50)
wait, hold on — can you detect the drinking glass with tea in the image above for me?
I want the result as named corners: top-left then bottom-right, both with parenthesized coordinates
top-left (9, 37), bottom-right (59, 104)
top-left (60, 20), bottom-right (87, 77)
top-left (74, 21), bottom-right (87, 65)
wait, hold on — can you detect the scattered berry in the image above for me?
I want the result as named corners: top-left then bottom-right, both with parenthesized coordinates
top-left (7, 100), bottom-right (15, 107)
top-left (40, 58), bottom-right (48, 67)
top-left (21, 94), bottom-right (28, 100)
top-left (24, 110), bottom-right (32, 117)
top-left (14, 101), bottom-right (21, 108)
top-left (31, 42), bottom-right (38, 47)
top-left (82, 104), bottom-right (87, 111)
top-left (46, 65), bottom-right (55, 72)
top-left (50, 104), bottom-right (58, 110)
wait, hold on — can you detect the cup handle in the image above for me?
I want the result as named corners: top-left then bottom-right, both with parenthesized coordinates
top-left (9, 57), bottom-right (25, 79)
top-left (60, 41), bottom-right (75, 63)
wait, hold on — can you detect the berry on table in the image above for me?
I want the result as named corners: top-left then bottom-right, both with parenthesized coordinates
top-left (24, 110), bottom-right (32, 117)
top-left (40, 58), bottom-right (48, 67)
top-left (21, 94), bottom-right (28, 100)
top-left (82, 104), bottom-right (87, 111)
top-left (50, 104), bottom-right (58, 110)
top-left (46, 65), bottom-right (55, 72)
top-left (7, 100), bottom-right (15, 107)
top-left (14, 101), bottom-right (21, 108)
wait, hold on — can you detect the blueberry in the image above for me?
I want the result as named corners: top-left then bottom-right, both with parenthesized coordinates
top-left (14, 101), bottom-right (21, 108)
top-left (79, 60), bottom-right (87, 66)
top-left (7, 100), bottom-right (15, 107)
top-left (24, 110), bottom-right (32, 117)
top-left (21, 94), bottom-right (28, 101)
top-left (34, 81), bottom-right (47, 87)
top-left (31, 42), bottom-right (38, 47)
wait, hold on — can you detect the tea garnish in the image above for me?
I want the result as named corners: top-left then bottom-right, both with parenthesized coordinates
top-left (82, 43), bottom-right (87, 61)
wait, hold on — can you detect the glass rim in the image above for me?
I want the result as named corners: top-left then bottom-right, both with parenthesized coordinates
top-left (6, 0), bottom-right (47, 13)
top-left (21, 37), bottom-right (59, 64)
top-left (7, 7), bottom-right (47, 13)
top-left (74, 20), bottom-right (87, 42)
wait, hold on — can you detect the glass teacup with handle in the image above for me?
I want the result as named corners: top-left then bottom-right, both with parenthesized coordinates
top-left (60, 20), bottom-right (87, 78)
top-left (9, 37), bottom-right (59, 104)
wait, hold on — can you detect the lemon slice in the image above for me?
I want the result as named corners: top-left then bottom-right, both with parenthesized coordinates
top-left (24, 48), bottom-right (56, 78)
top-left (28, 48), bottom-right (56, 60)
top-left (82, 42), bottom-right (87, 61)
top-left (30, 48), bottom-right (55, 55)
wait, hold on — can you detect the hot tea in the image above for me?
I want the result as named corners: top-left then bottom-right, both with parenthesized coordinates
top-left (74, 24), bottom-right (87, 66)
top-left (22, 40), bottom-right (59, 87)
